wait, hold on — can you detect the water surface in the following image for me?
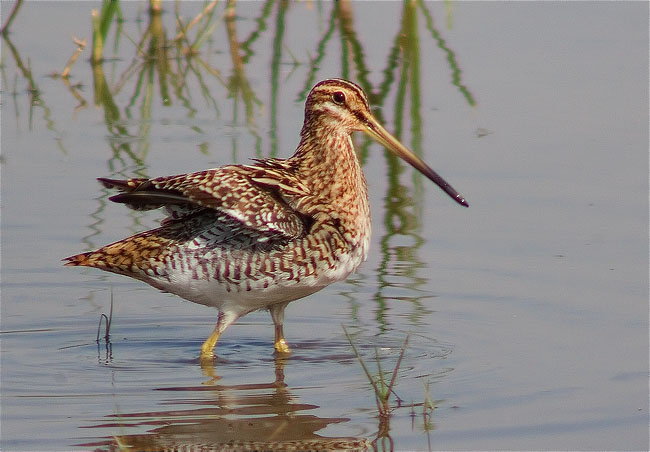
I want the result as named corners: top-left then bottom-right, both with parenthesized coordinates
top-left (1, 2), bottom-right (648, 450)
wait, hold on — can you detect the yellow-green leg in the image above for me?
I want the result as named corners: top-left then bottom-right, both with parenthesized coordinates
top-left (270, 302), bottom-right (291, 354)
top-left (200, 311), bottom-right (237, 360)
top-left (200, 327), bottom-right (221, 360)
top-left (274, 324), bottom-right (290, 354)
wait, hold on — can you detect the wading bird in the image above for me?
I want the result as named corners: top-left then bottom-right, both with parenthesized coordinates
top-left (65, 79), bottom-right (468, 360)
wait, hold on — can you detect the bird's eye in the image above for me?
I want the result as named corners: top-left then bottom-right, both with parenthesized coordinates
top-left (332, 91), bottom-right (346, 105)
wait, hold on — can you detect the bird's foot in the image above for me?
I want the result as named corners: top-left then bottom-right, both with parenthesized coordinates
top-left (274, 338), bottom-right (291, 354)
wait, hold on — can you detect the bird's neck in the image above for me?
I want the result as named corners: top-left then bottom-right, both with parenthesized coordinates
top-left (293, 121), bottom-right (367, 204)
top-left (290, 116), bottom-right (371, 257)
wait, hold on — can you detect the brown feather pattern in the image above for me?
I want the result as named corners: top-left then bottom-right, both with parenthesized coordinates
top-left (64, 79), bottom-right (466, 357)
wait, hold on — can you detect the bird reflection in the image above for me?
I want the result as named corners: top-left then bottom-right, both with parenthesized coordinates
top-left (78, 357), bottom-right (369, 451)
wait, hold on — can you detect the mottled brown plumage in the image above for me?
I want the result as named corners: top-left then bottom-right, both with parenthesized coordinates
top-left (64, 79), bottom-right (467, 360)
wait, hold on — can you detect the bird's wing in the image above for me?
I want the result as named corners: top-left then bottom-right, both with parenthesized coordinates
top-left (99, 164), bottom-right (311, 239)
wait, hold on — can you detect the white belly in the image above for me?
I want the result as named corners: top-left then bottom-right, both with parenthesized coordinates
top-left (148, 239), bottom-right (367, 317)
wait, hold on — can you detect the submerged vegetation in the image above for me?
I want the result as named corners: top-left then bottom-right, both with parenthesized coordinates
top-left (344, 327), bottom-right (441, 450)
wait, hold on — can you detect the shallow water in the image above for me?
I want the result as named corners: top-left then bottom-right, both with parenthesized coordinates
top-left (1, 2), bottom-right (648, 450)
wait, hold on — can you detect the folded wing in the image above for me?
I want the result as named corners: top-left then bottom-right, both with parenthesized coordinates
top-left (99, 163), bottom-right (311, 241)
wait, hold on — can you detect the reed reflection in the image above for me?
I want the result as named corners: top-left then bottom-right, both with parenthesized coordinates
top-left (1, 25), bottom-right (60, 142)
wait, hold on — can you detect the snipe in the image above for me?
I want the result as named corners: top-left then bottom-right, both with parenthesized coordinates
top-left (64, 79), bottom-right (468, 360)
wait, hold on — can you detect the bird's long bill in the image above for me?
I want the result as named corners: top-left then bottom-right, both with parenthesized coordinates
top-left (362, 114), bottom-right (469, 207)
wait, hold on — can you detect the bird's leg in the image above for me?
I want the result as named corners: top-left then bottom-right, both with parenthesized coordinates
top-left (274, 323), bottom-right (290, 354)
top-left (200, 311), bottom-right (237, 360)
top-left (200, 327), bottom-right (221, 360)
top-left (269, 302), bottom-right (291, 354)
